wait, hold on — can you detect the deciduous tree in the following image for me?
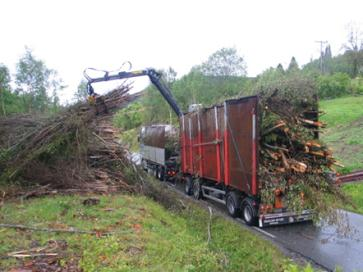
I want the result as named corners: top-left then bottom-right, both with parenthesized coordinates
top-left (199, 47), bottom-right (247, 77)
top-left (342, 23), bottom-right (363, 77)
top-left (74, 79), bottom-right (88, 102)
top-left (15, 47), bottom-right (63, 113)
top-left (0, 64), bottom-right (11, 115)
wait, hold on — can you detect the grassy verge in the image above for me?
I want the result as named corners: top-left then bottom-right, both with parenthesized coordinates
top-left (320, 95), bottom-right (363, 128)
top-left (320, 95), bottom-right (363, 173)
top-left (341, 183), bottom-right (363, 214)
top-left (0, 194), bottom-right (291, 271)
top-left (320, 95), bottom-right (363, 215)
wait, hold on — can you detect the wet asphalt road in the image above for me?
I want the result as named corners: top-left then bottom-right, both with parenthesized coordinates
top-left (264, 211), bottom-right (363, 272)
top-left (168, 180), bottom-right (363, 271)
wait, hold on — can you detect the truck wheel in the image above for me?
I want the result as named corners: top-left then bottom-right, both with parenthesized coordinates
top-left (141, 159), bottom-right (148, 172)
top-left (242, 198), bottom-right (258, 226)
top-left (184, 176), bottom-right (193, 196)
top-left (154, 167), bottom-right (159, 179)
top-left (226, 191), bottom-right (241, 218)
top-left (157, 167), bottom-right (165, 181)
top-left (192, 179), bottom-right (203, 200)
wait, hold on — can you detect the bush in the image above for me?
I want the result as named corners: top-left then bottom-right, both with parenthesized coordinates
top-left (113, 102), bottom-right (143, 130)
top-left (317, 73), bottom-right (351, 98)
top-left (350, 77), bottom-right (363, 95)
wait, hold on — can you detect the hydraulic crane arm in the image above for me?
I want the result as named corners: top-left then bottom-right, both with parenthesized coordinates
top-left (84, 68), bottom-right (182, 117)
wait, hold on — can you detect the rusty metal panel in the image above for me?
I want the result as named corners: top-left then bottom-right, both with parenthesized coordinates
top-left (225, 96), bottom-right (258, 195)
top-left (218, 105), bottom-right (226, 182)
top-left (190, 112), bottom-right (200, 174)
top-left (180, 96), bottom-right (259, 195)
top-left (180, 116), bottom-right (186, 173)
top-left (199, 107), bottom-right (218, 181)
top-left (141, 125), bottom-right (165, 148)
top-left (183, 115), bottom-right (192, 174)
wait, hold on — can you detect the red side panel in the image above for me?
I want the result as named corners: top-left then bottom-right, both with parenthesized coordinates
top-left (179, 96), bottom-right (259, 196)
top-left (214, 107), bottom-right (222, 182)
top-left (180, 116), bottom-right (187, 173)
top-left (199, 108), bottom-right (220, 181)
top-left (225, 97), bottom-right (259, 195)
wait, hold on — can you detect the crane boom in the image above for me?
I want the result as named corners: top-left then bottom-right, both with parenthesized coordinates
top-left (84, 68), bottom-right (182, 117)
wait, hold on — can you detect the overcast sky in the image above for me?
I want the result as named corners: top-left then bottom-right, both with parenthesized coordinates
top-left (1, 0), bottom-right (362, 103)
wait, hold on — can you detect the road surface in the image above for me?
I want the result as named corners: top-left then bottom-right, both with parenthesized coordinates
top-left (169, 180), bottom-right (363, 271)
top-left (264, 211), bottom-right (363, 272)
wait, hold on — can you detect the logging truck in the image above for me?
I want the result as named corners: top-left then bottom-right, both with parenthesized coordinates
top-left (139, 124), bottom-right (179, 181)
top-left (84, 67), bottom-right (312, 227)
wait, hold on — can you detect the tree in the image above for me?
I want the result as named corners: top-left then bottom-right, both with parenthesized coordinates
top-left (163, 67), bottom-right (177, 86)
top-left (74, 79), bottom-right (88, 102)
top-left (199, 47), bottom-right (247, 77)
top-left (323, 45), bottom-right (333, 74)
top-left (342, 23), bottom-right (363, 77)
top-left (287, 57), bottom-right (299, 72)
top-left (324, 45), bottom-right (332, 59)
top-left (113, 102), bottom-right (143, 130)
top-left (15, 47), bottom-right (63, 113)
top-left (0, 64), bottom-right (11, 115)
top-left (317, 73), bottom-right (351, 98)
top-left (276, 63), bottom-right (285, 73)
top-left (142, 67), bottom-right (179, 124)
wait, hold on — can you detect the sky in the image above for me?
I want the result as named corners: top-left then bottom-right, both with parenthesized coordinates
top-left (0, 0), bottom-right (362, 103)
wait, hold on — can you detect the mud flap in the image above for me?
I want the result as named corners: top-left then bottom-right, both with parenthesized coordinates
top-left (259, 210), bottom-right (313, 228)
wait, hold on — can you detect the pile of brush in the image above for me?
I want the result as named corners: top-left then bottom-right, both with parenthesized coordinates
top-left (258, 87), bottom-right (349, 217)
top-left (0, 84), bottom-right (143, 195)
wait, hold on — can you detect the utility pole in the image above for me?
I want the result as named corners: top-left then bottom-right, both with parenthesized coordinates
top-left (315, 40), bottom-right (328, 73)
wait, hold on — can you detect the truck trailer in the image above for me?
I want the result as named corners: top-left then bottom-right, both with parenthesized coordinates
top-left (139, 124), bottom-right (179, 181)
top-left (84, 67), bottom-right (312, 227)
top-left (180, 95), bottom-right (312, 227)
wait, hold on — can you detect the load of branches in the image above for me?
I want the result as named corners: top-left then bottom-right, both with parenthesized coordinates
top-left (258, 83), bottom-right (350, 221)
top-left (0, 84), bottom-right (145, 196)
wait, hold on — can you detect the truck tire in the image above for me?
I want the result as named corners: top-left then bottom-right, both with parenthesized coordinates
top-left (192, 179), bottom-right (203, 200)
top-left (157, 166), bottom-right (165, 181)
top-left (226, 191), bottom-right (241, 218)
top-left (141, 159), bottom-right (148, 172)
top-left (154, 166), bottom-right (159, 179)
top-left (241, 198), bottom-right (258, 226)
top-left (184, 176), bottom-right (193, 196)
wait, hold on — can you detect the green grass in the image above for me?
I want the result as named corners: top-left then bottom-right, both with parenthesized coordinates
top-left (320, 95), bottom-right (363, 128)
top-left (0, 194), bottom-right (288, 271)
top-left (320, 95), bottom-right (363, 215)
top-left (342, 183), bottom-right (363, 214)
top-left (320, 95), bottom-right (363, 172)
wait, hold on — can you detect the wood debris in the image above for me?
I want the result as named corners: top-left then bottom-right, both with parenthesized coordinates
top-left (258, 88), bottom-right (348, 213)
top-left (0, 83), bottom-right (143, 195)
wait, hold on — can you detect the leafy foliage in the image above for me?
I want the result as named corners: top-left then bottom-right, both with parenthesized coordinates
top-left (287, 56), bottom-right (299, 72)
top-left (199, 47), bottom-right (247, 77)
top-left (15, 47), bottom-right (63, 113)
top-left (113, 102), bottom-right (143, 130)
top-left (342, 23), bottom-right (363, 77)
top-left (317, 73), bottom-right (351, 98)
top-left (74, 79), bottom-right (88, 103)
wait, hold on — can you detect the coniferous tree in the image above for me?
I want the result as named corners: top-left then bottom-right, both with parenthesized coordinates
top-left (287, 57), bottom-right (299, 72)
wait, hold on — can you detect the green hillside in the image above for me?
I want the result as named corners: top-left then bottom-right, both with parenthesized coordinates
top-left (320, 95), bottom-right (363, 214)
top-left (320, 95), bottom-right (363, 173)
top-left (0, 194), bottom-right (289, 271)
